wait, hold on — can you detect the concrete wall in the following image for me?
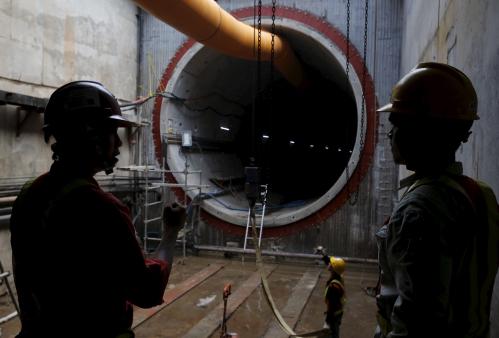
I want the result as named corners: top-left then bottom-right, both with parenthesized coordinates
top-left (400, 0), bottom-right (499, 335)
top-left (0, 0), bottom-right (138, 99)
top-left (0, 0), bottom-right (139, 176)
top-left (400, 0), bottom-right (499, 193)
top-left (0, 0), bottom-right (140, 272)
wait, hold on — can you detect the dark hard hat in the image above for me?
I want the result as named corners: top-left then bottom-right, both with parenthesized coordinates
top-left (43, 81), bottom-right (136, 140)
top-left (377, 62), bottom-right (478, 120)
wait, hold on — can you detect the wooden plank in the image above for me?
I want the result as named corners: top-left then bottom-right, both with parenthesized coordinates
top-left (132, 263), bottom-right (224, 329)
top-left (0, 196), bottom-right (16, 205)
top-left (262, 269), bottom-right (322, 338)
top-left (182, 265), bottom-right (277, 338)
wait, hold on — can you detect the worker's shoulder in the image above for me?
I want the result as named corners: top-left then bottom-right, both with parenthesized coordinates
top-left (402, 175), bottom-right (470, 207)
top-left (328, 279), bottom-right (344, 289)
top-left (474, 179), bottom-right (498, 203)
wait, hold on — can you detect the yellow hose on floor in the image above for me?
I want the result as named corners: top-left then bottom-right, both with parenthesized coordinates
top-left (249, 209), bottom-right (330, 338)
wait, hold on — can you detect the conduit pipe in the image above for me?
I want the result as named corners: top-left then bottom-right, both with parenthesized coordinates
top-left (134, 0), bottom-right (305, 87)
top-left (193, 245), bottom-right (379, 264)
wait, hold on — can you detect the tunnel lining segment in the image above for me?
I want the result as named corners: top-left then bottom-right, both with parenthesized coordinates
top-left (151, 6), bottom-right (377, 235)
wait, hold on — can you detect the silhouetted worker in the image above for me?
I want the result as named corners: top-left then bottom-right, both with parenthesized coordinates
top-left (10, 81), bottom-right (186, 338)
top-left (374, 63), bottom-right (499, 337)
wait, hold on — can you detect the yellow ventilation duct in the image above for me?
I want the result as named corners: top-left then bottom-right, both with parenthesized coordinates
top-left (134, 0), bottom-right (305, 87)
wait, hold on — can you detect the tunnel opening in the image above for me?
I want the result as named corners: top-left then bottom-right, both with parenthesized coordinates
top-left (235, 68), bottom-right (357, 204)
top-left (157, 19), bottom-right (369, 228)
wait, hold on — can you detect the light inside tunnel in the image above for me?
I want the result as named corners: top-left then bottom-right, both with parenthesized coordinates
top-left (231, 64), bottom-right (357, 205)
top-left (157, 21), bottom-right (369, 228)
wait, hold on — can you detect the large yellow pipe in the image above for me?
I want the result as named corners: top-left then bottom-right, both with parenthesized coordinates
top-left (134, 0), bottom-right (304, 87)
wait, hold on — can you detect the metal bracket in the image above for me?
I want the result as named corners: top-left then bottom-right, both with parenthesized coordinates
top-left (16, 107), bottom-right (34, 137)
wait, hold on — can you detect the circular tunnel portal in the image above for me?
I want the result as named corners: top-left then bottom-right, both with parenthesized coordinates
top-left (152, 7), bottom-right (376, 235)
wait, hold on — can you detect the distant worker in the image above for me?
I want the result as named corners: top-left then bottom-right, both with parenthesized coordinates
top-left (374, 62), bottom-right (499, 337)
top-left (10, 81), bottom-right (186, 338)
top-left (317, 246), bottom-right (346, 338)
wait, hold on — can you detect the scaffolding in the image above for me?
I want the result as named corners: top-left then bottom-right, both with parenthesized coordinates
top-left (0, 259), bottom-right (19, 324)
top-left (119, 99), bottom-right (209, 261)
top-left (117, 163), bottom-right (208, 261)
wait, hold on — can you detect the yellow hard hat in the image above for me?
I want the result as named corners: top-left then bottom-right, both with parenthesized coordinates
top-left (329, 256), bottom-right (346, 275)
top-left (377, 62), bottom-right (478, 120)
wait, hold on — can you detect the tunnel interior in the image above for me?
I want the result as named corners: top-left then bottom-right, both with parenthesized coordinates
top-left (236, 67), bottom-right (357, 203)
top-left (161, 25), bottom-right (360, 226)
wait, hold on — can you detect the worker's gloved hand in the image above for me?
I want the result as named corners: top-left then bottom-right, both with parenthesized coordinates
top-left (162, 202), bottom-right (186, 238)
top-left (314, 245), bottom-right (327, 256)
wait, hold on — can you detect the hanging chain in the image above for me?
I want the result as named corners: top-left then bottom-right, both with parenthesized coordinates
top-left (350, 0), bottom-right (369, 205)
top-left (345, 0), bottom-right (369, 206)
top-left (344, 0), bottom-right (355, 204)
top-left (268, 0), bottom-right (276, 182)
top-left (257, 0), bottom-right (262, 76)
top-left (251, 0), bottom-right (262, 164)
top-left (270, 0), bottom-right (276, 78)
top-left (345, 0), bottom-right (351, 78)
top-left (360, 0), bottom-right (369, 165)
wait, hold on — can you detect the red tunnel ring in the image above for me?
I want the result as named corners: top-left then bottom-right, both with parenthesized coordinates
top-left (151, 6), bottom-right (378, 237)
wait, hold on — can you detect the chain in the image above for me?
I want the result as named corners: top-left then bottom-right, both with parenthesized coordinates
top-left (258, 0), bottom-right (262, 68)
top-left (268, 0), bottom-right (276, 181)
top-left (271, 0), bottom-right (276, 76)
top-left (345, 0), bottom-right (369, 206)
top-left (345, 0), bottom-right (351, 78)
top-left (344, 0), bottom-right (355, 204)
top-left (251, 0), bottom-right (262, 164)
top-left (360, 0), bottom-right (368, 159)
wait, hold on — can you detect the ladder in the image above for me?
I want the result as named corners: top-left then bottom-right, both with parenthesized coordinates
top-left (143, 163), bottom-right (167, 253)
top-left (243, 184), bottom-right (268, 252)
top-left (0, 259), bottom-right (19, 324)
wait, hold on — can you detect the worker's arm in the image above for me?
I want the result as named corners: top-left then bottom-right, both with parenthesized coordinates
top-left (386, 192), bottom-right (451, 338)
top-left (104, 196), bottom-right (185, 308)
top-left (315, 246), bottom-right (331, 266)
top-left (154, 203), bottom-right (186, 264)
top-left (386, 206), bottom-right (425, 338)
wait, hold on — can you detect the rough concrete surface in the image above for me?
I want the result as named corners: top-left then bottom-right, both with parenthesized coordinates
top-left (0, 253), bottom-right (378, 338)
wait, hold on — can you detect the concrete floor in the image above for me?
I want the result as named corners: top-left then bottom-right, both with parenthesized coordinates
top-left (0, 252), bottom-right (378, 338)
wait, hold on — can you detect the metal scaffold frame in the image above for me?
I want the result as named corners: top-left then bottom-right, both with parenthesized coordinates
top-left (119, 97), bottom-right (209, 261)
top-left (0, 259), bottom-right (19, 324)
top-left (117, 162), bottom-right (208, 262)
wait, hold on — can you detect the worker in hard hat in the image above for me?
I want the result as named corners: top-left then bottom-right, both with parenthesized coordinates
top-left (10, 81), bottom-right (186, 338)
top-left (374, 62), bottom-right (499, 337)
top-left (320, 251), bottom-right (346, 338)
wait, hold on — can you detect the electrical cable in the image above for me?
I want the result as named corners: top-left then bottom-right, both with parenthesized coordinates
top-left (120, 91), bottom-right (243, 119)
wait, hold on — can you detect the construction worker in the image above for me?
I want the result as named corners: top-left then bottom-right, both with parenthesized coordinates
top-left (374, 62), bottom-right (499, 337)
top-left (10, 81), bottom-right (186, 338)
top-left (318, 248), bottom-right (346, 338)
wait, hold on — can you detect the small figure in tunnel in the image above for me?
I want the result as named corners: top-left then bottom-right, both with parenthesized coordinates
top-left (374, 63), bottom-right (499, 338)
top-left (10, 81), bottom-right (186, 338)
top-left (317, 246), bottom-right (346, 338)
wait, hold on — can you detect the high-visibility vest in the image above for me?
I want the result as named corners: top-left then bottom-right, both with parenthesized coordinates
top-left (406, 174), bottom-right (499, 336)
top-left (325, 278), bottom-right (346, 316)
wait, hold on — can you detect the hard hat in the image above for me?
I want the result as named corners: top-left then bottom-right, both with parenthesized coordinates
top-left (43, 81), bottom-right (136, 141)
top-left (377, 62), bottom-right (478, 120)
top-left (329, 256), bottom-right (345, 275)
